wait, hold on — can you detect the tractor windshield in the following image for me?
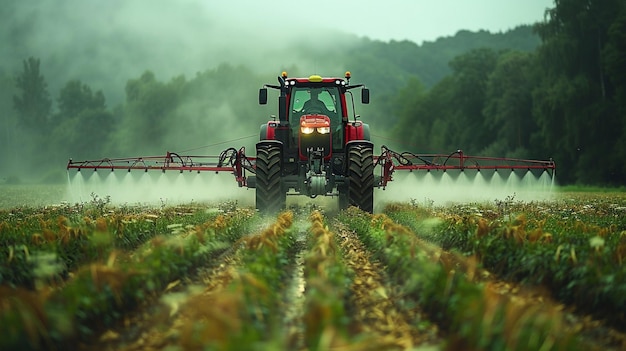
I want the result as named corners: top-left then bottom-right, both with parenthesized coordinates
top-left (291, 87), bottom-right (339, 117)
top-left (290, 86), bottom-right (343, 149)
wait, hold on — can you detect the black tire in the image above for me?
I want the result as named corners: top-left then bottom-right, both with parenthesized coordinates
top-left (256, 143), bottom-right (286, 213)
top-left (346, 143), bottom-right (374, 213)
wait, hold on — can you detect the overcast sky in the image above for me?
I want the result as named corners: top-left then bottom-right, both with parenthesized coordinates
top-left (203, 0), bottom-right (555, 44)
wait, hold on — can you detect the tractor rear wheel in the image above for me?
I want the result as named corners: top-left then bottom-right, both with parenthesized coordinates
top-left (255, 143), bottom-right (286, 213)
top-left (346, 143), bottom-right (374, 213)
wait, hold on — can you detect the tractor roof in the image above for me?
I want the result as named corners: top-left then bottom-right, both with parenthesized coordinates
top-left (282, 72), bottom-right (352, 87)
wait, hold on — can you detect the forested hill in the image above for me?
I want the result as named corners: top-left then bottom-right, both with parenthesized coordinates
top-left (344, 25), bottom-right (541, 94)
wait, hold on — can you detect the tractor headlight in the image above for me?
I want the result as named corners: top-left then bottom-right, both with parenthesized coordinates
top-left (300, 115), bottom-right (331, 135)
top-left (317, 127), bottom-right (330, 134)
top-left (301, 126), bottom-right (330, 134)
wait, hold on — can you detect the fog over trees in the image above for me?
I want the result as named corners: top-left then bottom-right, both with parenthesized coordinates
top-left (1, 0), bottom-right (624, 185)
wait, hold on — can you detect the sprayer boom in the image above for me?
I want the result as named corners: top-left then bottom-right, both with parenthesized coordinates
top-left (376, 146), bottom-right (555, 188)
top-left (67, 145), bottom-right (555, 190)
top-left (66, 148), bottom-right (254, 187)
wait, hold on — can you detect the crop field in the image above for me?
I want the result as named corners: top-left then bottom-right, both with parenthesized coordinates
top-left (1, 186), bottom-right (626, 350)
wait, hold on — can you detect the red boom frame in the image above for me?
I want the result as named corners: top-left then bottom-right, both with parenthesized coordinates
top-left (375, 146), bottom-right (555, 188)
top-left (66, 147), bottom-right (255, 187)
top-left (67, 146), bottom-right (555, 189)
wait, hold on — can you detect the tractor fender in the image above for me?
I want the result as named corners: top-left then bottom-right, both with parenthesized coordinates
top-left (260, 124), bottom-right (269, 140)
top-left (260, 121), bottom-right (290, 142)
top-left (345, 122), bottom-right (370, 142)
top-left (362, 123), bottom-right (371, 141)
top-left (260, 122), bottom-right (281, 140)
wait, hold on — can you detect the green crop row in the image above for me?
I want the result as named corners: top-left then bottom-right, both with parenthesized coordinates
top-left (340, 207), bottom-right (583, 351)
top-left (179, 211), bottom-right (296, 351)
top-left (0, 203), bottom-right (234, 289)
top-left (0, 207), bottom-right (256, 351)
top-left (302, 210), bottom-right (354, 350)
top-left (237, 211), bottom-right (297, 344)
top-left (385, 200), bottom-right (626, 331)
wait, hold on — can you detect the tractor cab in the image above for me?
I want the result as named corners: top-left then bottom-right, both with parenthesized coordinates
top-left (289, 86), bottom-right (342, 151)
top-left (258, 72), bottom-right (370, 154)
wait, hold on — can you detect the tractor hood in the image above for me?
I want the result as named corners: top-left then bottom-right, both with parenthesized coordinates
top-left (299, 114), bottom-right (332, 160)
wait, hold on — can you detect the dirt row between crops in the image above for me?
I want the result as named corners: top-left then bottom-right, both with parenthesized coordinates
top-left (333, 221), bottom-right (441, 349)
top-left (77, 209), bottom-right (626, 351)
top-left (76, 227), bottom-right (246, 351)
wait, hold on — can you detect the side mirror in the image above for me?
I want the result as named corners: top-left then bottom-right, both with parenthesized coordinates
top-left (259, 88), bottom-right (268, 105)
top-left (361, 88), bottom-right (370, 104)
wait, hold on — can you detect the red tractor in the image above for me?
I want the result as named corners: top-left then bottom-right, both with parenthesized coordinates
top-left (253, 72), bottom-right (375, 213)
top-left (67, 72), bottom-right (555, 213)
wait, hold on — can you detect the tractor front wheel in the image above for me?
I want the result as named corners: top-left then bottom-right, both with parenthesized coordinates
top-left (255, 143), bottom-right (286, 214)
top-left (345, 143), bottom-right (374, 213)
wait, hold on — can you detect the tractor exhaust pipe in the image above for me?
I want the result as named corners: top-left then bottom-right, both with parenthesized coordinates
top-left (277, 75), bottom-right (287, 123)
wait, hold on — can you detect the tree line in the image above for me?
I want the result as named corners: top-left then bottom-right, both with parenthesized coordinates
top-left (383, 0), bottom-right (626, 185)
top-left (5, 61), bottom-right (267, 181)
